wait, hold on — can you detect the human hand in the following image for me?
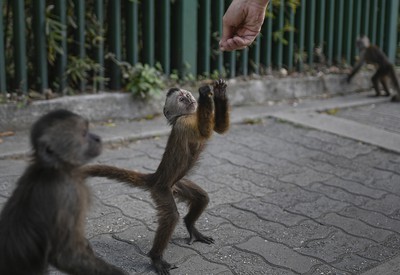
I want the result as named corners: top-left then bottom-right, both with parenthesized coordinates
top-left (219, 0), bottom-right (269, 51)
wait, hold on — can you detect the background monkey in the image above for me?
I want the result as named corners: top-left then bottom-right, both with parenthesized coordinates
top-left (347, 35), bottom-right (400, 102)
top-left (0, 109), bottom-right (126, 275)
top-left (83, 79), bottom-right (230, 274)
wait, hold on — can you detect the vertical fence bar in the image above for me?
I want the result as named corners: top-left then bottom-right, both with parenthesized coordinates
top-left (109, 0), bottom-right (121, 90)
top-left (352, 0), bottom-right (362, 62)
top-left (316, 0), bottom-right (325, 53)
top-left (274, 0), bottom-right (284, 69)
top-left (369, 0), bottom-right (378, 45)
top-left (198, 0), bottom-right (211, 76)
top-left (94, 0), bottom-right (104, 91)
top-left (296, 0), bottom-right (306, 71)
top-left (156, 0), bottom-right (170, 74)
top-left (343, 0), bottom-right (354, 65)
top-left (249, 36), bottom-right (260, 74)
top-left (326, 0), bottom-right (334, 66)
top-left (126, 0), bottom-right (138, 66)
top-left (223, 0), bottom-right (236, 77)
top-left (307, 0), bottom-right (316, 65)
top-left (211, 0), bottom-right (224, 75)
top-left (222, 0), bottom-right (236, 77)
top-left (0, 0), bottom-right (6, 92)
top-left (285, 6), bottom-right (295, 70)
top-left (261, 3), bottom-right (273, 70)
top-left (55, 0), bottom-right (67, 93)
top-left (175, 0), bottom-right (197, 77)
top-left (74, 0), bottom-right (85, 92)
top-left (12, 0), bottom-right (27, 92)
top-left (362, 0), bottom-right (370, 36)
top-left (335, 0), bottom-right (344, 64)
top-left (33, 0), bottom-right (48, 93)
top-left (143, 0), bottom-right (155, 66)
top-left (377, 0), bottom-right (386, 49)
top-left (228, 51), bottom-right (236, 77)
top-left (385, 0), bottom-right (399, 62)
top-left (241, 48), bottom-right (249, 76)
top-left (315, 0), bottom-right (325, 67)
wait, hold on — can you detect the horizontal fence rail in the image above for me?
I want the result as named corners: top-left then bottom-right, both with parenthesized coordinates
top-left (0, 0), bottom-right (399, 94)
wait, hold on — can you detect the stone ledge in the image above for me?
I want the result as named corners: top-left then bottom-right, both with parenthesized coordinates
top-left (0, 72), bottom-right (372, 131)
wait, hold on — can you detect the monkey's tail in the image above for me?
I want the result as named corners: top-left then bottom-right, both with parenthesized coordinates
top-left (82, 164), bottom-right (148, 189)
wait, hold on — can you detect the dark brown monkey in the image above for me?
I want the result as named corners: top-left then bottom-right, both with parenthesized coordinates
top-left (83, 79), bottom-right (230, 274)
top-left (347, 35), bottom-right (400, 101)
top-left (0, 109), bottom-right (126, 275)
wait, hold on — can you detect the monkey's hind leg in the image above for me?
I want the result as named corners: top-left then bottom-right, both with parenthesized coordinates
top-left (380, 78), bottom-right (391, 97)
top-left (371, 70), bottom-right (383, 97)
top-left (149, 188), bottom-right (180, 275)
top-left (388, 67), bottom-right (400, 102)
top-left (173, 179), bottom-right (214, 245)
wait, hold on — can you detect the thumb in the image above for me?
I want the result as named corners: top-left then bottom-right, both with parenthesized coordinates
top-left (220, 24), bottom-right (236, 45)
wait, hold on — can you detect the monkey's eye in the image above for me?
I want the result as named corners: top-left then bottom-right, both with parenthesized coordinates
top-left (179, 97), bottom-right (185, 102)
top-left (82, 129), bottom-right (88, 137)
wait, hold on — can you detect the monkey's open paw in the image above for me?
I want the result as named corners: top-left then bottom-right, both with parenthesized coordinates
top-left (213, 79), bottom-right (227, 99)
top-left (199, 85), bottom-right (213, 98)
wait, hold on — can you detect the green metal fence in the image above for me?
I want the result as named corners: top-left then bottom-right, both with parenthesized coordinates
top-left (0, 0), bottom-right (399, 94)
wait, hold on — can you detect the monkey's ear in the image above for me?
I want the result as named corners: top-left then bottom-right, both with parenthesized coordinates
top-left (163, 107), bottom-right (170, 119)
top-left (36, 139), bottom-right (57, 164)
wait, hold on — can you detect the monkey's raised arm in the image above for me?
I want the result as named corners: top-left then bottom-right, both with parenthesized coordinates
top-left (196, 85), bottom-right (215, 139)
top-left (213, 79), bottom-right (229, 134)
top-left (347, 52), bottom-right (365, 83)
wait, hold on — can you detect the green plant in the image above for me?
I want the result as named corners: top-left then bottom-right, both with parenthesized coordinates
top-left (45, 5), bottom-right (66, 66)
top-left (66, 56), bottom-right (106, 92)
top-left (272, 20), bottom-right (296, 45)
top-left (108, 54), bottom-right (165, 99)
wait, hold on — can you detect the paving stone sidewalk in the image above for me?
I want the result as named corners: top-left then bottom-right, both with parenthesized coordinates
top-left (1, 92), bottom-right (400, 274)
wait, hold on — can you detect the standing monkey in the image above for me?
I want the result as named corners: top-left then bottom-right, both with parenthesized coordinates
top-left (0, 109), bottom-right (126, 275)
top-left (347, 35), bottom-right (400, 101)
top-left (83, 79), bottom-right (230, 274)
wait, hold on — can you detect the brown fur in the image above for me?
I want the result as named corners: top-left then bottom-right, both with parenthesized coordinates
top-left (0, 109), bottom-right (126, 275)
top-left (83, 79), bottom-right (230, 274)
top-left (347, 35), bottom-right (400, 101)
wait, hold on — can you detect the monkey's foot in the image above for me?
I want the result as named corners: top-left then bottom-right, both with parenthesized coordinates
top-left (391, 95), bottom-right (400, 102)
top-left (213, 79), bottom-right (227, 99)
top-left (151, 257), bottom-right (177, 275)
top-left (187, 228), bottom-right (215, 245)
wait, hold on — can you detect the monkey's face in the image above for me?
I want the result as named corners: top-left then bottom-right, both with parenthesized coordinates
top-left (356, 36), bottom-right (370, 50)
top-left (163, 88), bottom-right (198, 122)
top-left (31, 110), bottom-right (102, 167)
